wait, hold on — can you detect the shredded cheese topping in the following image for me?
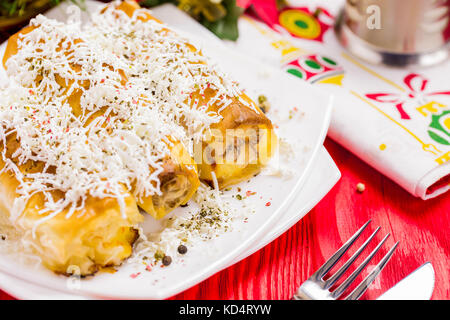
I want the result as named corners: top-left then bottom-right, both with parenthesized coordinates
top-left (0, 3), bottom-right (244, 224)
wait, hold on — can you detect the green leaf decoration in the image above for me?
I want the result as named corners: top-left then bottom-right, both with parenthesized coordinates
top-left (202, 0), bottom-right (243, 41)
top-left (139, 0), bottom-right (175, 7)
top-left (1, 0), bottom-right (85, 18)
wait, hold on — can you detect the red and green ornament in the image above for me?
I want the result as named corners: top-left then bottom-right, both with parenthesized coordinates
top-left (276, 7), bottom-right (334, 42)
top-left (428, 110), bottom-right (450, 145)
top-left (284, 54), bottom-right (344, 85)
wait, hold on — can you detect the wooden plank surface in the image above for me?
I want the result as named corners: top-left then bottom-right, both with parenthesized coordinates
top-left (1, 138), bottom-right (448, 300)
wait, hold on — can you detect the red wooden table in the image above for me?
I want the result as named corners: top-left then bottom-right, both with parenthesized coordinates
top-left (1, 138), bottom-right (448, 300)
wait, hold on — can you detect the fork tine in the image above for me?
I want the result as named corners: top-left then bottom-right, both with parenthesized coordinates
top-left (312, 220), bottom-right (371, 279)
top-left (345, 242), bottom-right (399, 300)
top-left (323, 227), bottom-right (380, 289)
top-left (331, 233), bottom-right (390, 299)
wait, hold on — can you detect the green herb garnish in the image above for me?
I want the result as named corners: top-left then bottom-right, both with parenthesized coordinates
top-left (0, 0), bottom-right (84, 18)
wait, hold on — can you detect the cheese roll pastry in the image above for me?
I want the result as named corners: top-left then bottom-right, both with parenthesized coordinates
top-left (0, 6), bottom-right (205, 275)
top-left (0, 0), bottom-right (276, 276)
top-left (191, 91), bottom-right (277, 189)
top-left (0, 135), bottom-right (143, 275)
top-left (137, 140), bottom-right (200, 219)
top-left (2, 30), bottom-right (144, 275)
top-left (3, 21), bottom-right (200, 220)
top-left (111, 1), bottom-right (277, 189)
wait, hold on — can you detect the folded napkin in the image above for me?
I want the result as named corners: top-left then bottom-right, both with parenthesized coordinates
top-left (226, 0), bottom-right (450, 199)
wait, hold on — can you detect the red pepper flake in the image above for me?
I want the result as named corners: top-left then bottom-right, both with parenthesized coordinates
top-left (293, 107), bottom-right (298, 112)
top-left (132, 99), bottom-right (138, 104)
top-left (145, 265), bottom-right (152, 272)
top-left (29, 89), bottom-right (34, 95)
top-left (66, 127), bottom-right (70, 133)
top-left (106, 116), bottom-right (110, 122)
top-left (246, 190), bottom-right (256, 197)
top-left (120, 136), bottom-right (124, 140)
top-left (100, 79), bottom-right (105, 84)
top-left (265, 202), bottom-right (271, 207)
top-left (47, 129), bottom-right (52, 134)
top-left (130, 272), bottom-right (141, 279)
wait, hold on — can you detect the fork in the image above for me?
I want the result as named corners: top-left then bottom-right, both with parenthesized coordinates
top-left (292, 220), bottom-right (399, 300)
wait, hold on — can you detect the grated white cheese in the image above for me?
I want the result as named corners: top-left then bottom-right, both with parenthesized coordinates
top-left (0, 3), bottom-right (248, 228)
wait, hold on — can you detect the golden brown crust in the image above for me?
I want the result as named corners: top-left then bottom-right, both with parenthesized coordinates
top-left (3, 25), bottom-right (35, 69)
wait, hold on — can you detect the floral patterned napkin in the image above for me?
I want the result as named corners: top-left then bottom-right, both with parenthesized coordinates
top-left (229, 0), bottom-right (450, 199)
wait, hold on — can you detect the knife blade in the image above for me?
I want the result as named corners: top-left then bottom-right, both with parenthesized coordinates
top-left (377, 262), bottom-right (435, 300)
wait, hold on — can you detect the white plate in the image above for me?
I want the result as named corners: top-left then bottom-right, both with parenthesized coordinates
top-left (0, 147), bottom-right (340, 300)
top-left (0, 1), bottom-right (334, 299)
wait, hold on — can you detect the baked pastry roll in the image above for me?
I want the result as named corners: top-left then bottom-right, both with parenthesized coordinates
top-left (114, 1), bottom-right (277, 189)
top-left (137, 140), bottom-right (200, 220)
top-left (2, 28), bottom-right (144, 276)
top-left (3, 22), bottom-right (200, 220)
top-left (0, 135), bottom-right (143, 276)
top-left (193, 91), bottom-right (277, 189)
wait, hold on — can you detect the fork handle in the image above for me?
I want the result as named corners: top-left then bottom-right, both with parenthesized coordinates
top-left (292, 281), bottom-right (335, 300)
top-left (291, 284), bottom-right (317, 300)
top-left (291, 290), bottom-right (314, 300)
